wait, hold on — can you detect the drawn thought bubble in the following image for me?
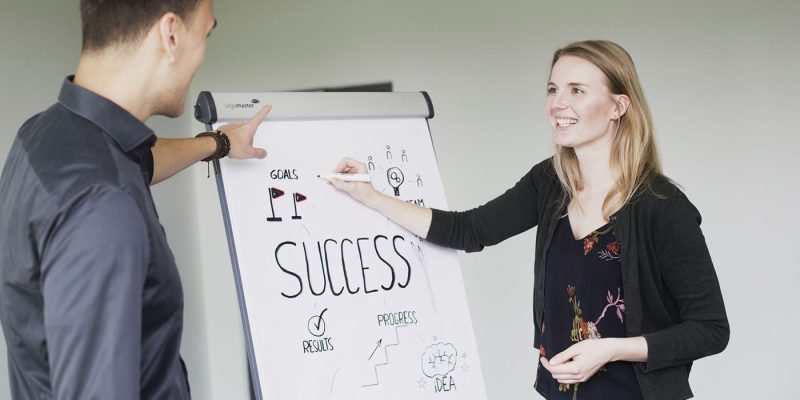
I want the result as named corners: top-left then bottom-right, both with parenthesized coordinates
top-left (421, 342), bottom-right (457, 378)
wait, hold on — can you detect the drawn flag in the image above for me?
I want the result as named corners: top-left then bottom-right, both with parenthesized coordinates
top-left (270, 187), bottom-right (285, 199)
top-left (292, 192), bottom-right (307, 220)
top-left (267, 186), bottom-right (285, 222)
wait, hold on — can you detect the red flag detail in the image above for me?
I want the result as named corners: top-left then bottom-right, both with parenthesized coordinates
top-left (270, 187), bottom-right (285, 199)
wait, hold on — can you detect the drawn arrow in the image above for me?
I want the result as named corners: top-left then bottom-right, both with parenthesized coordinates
top-left (368, 339), bottom-right (382, 360)
top-left (363, 326), bottom-right (407, 387)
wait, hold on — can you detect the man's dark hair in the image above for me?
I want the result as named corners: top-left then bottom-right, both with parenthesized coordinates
top-left (80, 0), bottom-right (201, 51)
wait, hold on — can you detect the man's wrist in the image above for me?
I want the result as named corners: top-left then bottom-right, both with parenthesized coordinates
top-left (199, 134), bottom-right (216, 155)
top-left (195, 130), bottom-right (230, 161)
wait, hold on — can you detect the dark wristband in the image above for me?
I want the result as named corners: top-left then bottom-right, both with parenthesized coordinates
top-left (195, 130), bottom-right (230, 162)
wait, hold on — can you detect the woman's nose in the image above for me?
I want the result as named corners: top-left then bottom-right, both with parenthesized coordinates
top-left (551, 92), bottom-right (569, 109)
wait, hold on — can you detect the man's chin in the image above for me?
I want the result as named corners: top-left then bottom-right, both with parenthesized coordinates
top-left (166, 108), bottom-right (185, 118)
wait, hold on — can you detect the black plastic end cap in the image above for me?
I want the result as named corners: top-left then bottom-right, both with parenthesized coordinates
top-left (194, 91), bottom-right (217, 124)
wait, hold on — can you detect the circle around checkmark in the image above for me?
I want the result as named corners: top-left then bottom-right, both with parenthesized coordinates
top-left (307, 308), bottom-right (327, 337)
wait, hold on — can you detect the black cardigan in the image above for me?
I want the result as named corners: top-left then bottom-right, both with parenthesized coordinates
top-left (427, 158), bottom-right (729, 400)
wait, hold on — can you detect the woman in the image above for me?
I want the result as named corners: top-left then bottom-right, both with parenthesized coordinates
top-left (330, 40), bottom-right (728, 400)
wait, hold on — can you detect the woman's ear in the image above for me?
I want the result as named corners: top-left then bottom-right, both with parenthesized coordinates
top-left (613, 94), bottom-right (631, 120)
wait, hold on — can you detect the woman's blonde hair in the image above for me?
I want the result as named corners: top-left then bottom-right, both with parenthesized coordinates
top-left (551, 40), bottom-right (662, 219)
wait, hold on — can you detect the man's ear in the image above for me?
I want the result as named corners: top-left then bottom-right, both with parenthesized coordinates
top-left (612, 94), bottom-right (631, 120)
top-left (157, 12), bottom-right (181, 62)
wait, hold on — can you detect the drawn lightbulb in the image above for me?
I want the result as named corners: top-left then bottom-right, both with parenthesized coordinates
top-left (387, 167), bottom-right (405, 197)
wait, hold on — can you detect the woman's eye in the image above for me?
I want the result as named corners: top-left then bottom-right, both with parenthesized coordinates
top-left (572, 87), bottom-right (584, 94)
top-left (547, 87), bottom-right (557, 94)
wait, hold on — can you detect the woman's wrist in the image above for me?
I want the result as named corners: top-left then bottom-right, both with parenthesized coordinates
top-left (362, 188), bottom-right (385, 210)
top-left (607, 337), bottom-right (648, 363)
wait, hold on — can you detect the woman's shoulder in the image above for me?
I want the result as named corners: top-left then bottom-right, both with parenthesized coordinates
top-left (526, 157), bottom-right (558, 182)
top-left (494, 158), bottom-right (562, 205)
top-left (647, 173), bottom-right (683, 198)
top-left (631, 173), bottom-right (701, 223)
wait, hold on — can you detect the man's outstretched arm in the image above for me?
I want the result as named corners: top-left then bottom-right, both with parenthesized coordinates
top-left (150, 105), bottom-right (271, 184)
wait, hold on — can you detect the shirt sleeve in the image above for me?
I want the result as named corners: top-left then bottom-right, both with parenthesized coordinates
top-left (40, 184), bottom-right (149, 399)
top-left (425, 163), bottom-right (544, 252)
top-left (143, 148), bottom-right (154, 185)
top-left (642, 195), bottom-right (730, 372)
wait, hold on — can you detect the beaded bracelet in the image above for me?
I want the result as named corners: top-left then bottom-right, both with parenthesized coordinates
top-left (195, 130), bottom-right (231, 162)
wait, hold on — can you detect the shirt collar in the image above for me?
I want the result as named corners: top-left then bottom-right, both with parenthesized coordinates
top-left (58, 76), bottom-right (156, 156)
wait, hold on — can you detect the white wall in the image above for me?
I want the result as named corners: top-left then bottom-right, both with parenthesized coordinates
top-left (1, 0), bottom-right (799, 399)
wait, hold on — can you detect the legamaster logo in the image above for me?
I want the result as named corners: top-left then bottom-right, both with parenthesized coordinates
top-left (224, 99), bottom-right (260, 109)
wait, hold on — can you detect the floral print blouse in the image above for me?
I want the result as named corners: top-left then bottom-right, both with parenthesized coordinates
top-left (535, 215), bottom-right (642, 400)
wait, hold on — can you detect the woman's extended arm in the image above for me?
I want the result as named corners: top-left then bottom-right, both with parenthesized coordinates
top-left (329, 157), bottom-right (433, 238)
top-left (329, 157), bottom-right (546, 252)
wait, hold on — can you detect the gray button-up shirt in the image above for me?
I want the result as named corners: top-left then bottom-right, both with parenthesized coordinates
top-left (0, 77), bottom-right (190, 399)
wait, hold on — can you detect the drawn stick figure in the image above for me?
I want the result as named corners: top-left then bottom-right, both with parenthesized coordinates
top-left (401, 149), bottom-right (408, 163)
top-left (368, 155), bottom-right (375, 171)
top-left (386, 145), bottom-right (392, 160)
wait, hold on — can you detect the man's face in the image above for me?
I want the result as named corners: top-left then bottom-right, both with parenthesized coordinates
top-left (161, 0), bottom-right (216, 117)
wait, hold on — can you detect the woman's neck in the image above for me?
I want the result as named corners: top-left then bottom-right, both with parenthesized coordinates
top-left (574, 140), bottom-right (616, 195)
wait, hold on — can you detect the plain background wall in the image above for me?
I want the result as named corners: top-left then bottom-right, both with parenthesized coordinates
top-left (1, 0), bottom-right (798, 398)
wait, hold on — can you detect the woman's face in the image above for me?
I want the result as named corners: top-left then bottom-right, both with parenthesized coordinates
top-left (546, 55), bottom-right (621, 151)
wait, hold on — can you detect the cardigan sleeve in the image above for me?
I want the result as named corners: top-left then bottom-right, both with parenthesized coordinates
top-left (425, 161), bottom-right (546, 252)
top-left (642, 195), bottom-right (730, 372)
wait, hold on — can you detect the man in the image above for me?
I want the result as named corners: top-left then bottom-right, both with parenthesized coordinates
top-left (0, 0), bottom-right (268, 398)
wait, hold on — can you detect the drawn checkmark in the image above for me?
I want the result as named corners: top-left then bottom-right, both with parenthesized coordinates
top-left (308, 308), bottom-right (328, 337)
top-left (315, 308), bottom-right (328, 330)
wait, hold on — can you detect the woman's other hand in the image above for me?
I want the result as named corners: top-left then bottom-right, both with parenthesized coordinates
top-left (540, 337), bottom-right (647, 384)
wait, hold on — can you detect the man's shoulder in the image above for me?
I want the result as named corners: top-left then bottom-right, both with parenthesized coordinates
top-left (15, 103), bottom-right (124, 197)
top-left (0, 103), bottom-right (142, 234)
